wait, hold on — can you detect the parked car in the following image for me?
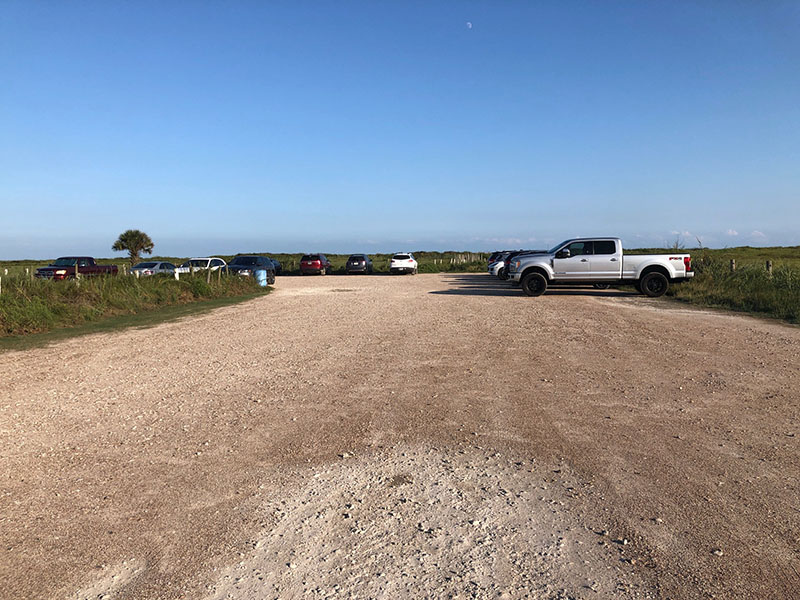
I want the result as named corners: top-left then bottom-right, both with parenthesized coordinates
top-left (390, 253), bottom-right (418, 275)
top-left (500, 249), bottom-right (547, 280)
top-left (300, 254), bottom-right (332, 275)
top-left (346, 254), bottom-right (373, 274)
top-left (497, 250), bottom-right (525, 279)
top-left (36, 257), bottom-right (118, 280)
top-left (175, 257), bottom-right (227, 274)
top-left (507, 237), bottom-right (694, 297)
top-left (130, 261), bottom-right (176, 277)
top-left (267, 257), bottom-right (282, 275)
top-left (488, 251), bottom-right (510, 278)
top-left (226, 255), bottom-right (276, 284)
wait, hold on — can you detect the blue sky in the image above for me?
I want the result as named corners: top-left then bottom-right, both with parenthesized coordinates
top-left (1, 1), bottom-right (798, 259)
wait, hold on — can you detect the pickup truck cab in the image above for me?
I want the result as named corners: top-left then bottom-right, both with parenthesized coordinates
top-left (36, 257), bottom-right (119, 280)
top-left (507, 238), bottom-right (693, 297)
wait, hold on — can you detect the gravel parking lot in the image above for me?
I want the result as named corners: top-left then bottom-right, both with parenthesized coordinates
top-left (1, 273), bottom-right (798, 599)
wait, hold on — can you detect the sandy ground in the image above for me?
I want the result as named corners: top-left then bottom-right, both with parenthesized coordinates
top-left (1, 273), bottom-right (798, 599)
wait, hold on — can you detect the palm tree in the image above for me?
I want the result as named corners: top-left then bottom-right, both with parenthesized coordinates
top-left (112, 229), bottom-right (154, 265)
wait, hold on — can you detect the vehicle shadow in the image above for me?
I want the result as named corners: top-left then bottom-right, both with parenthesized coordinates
top-left (430, 274), bottom-right (640, 297)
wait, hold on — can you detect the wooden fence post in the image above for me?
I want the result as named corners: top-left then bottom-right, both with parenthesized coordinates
top-left (206, 266), bottom-right (212, 284)
top-left (730, 259), bottom-right (736, 272)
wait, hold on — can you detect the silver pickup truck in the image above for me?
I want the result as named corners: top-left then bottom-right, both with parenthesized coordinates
top-left (507, 237), bottom-right (694, 297)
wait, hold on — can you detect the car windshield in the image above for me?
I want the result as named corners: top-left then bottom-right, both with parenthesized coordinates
top-left (230, 257), bottom-right (259, 266)
top-left (349, 255), bottom-right (364, 261)
top-left (51, 258), bottom-right (78, 266)
top-left (548, 240), bottom-right (572, 254)
top-left (301, 255), bottom-right (319, 261)
top-left (393, 255), bottom-right (410, 260)
top-left (134, 262), bottom-right (157, 269)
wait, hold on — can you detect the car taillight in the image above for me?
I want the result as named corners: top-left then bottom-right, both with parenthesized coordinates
top-left (684, 257), bottom-right (692, 272)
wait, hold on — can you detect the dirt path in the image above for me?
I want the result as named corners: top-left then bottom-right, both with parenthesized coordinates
top-left (1, 274), bottom-right (798, 599)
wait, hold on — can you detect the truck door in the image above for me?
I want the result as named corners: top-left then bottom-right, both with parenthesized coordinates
top-left (588, 240), bottom-right (621, 280)
top-left (552, 241), bottom-right (592, 279)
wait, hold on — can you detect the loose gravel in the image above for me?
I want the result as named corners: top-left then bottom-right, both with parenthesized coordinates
top-left (1, 273), bottom-right (798, 599)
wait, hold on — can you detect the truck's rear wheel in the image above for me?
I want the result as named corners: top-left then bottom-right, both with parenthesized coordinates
top-left (521, 272), bottom-right (547, 297)
top-left (593, 283), bottom-right (610, 290)
top-left (639, 272), bottom-right (669, 297)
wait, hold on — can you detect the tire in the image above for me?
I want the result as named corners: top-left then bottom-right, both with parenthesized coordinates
top-left (521, 272), bottom-right (547, 297)
top-left (498, 267), bottom-right (506, 279)
top-left (639, 272), bottom-right (669, 297)
top-left (593, 283), bottom-right (610, 290)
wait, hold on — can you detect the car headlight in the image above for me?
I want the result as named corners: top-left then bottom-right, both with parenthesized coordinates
top-left (55, 269), bottom-right (67, 275)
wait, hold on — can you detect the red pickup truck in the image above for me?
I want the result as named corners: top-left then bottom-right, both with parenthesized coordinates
top-left (35, 257), bottom-right (119, 280)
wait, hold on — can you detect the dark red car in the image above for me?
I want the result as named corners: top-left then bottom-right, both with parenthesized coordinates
top-left (300, 253), bottom-right (332, 275)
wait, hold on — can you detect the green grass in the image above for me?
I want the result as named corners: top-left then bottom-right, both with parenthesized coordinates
top-left (0, 292), bottom-right (267, 352)
top-left (626, 245), bottom-right (800, 323)
top-left (0, 272), bottom-right (268, 338)
top-left (665, 252), bottom-right (800, 324)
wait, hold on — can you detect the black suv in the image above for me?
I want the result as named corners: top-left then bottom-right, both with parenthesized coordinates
top-left (227, 255), bottom-right (276, 283)
top-left (346, 254), bottom-right (373, 274)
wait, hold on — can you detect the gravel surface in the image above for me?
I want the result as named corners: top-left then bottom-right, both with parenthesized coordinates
top-left (1, 273), bottom-right (798, 599)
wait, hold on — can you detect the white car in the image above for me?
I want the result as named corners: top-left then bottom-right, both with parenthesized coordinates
top-left (390, 253), bottom-right (418, 275)
top-left (489, 259), bottom-right (505, 277)
top-left (175, 257), bottom-right (227, 274)
top-left (131, 261), bottom-right (176, 276)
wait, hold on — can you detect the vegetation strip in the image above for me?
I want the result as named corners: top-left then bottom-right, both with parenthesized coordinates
top-left (0, 289), bottom-right (269, 351)
top-left (0, 273), bottom-right (269, 339)
top-left (667, 253), bottom-right (799, 324)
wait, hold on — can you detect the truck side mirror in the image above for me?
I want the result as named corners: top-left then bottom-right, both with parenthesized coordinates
top-left (556, 249), bottom-right (570, 259)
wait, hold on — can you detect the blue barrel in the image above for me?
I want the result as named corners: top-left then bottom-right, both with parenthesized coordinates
top-left (255, 269), bottom-right (268, 287)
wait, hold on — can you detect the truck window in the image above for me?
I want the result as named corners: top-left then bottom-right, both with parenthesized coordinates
top-left (593, 241), bottom-right (616, 255)
top-left (565, 242), bottom-right (592, 256)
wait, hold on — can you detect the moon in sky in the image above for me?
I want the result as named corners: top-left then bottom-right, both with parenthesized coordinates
top-left (466, 22), bottom-right (473, 29)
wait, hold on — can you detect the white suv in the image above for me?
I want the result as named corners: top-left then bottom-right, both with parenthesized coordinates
top-left (175, 257), bottom-right (227, 274)
top-left (390, 253), bottom-right (418, 275)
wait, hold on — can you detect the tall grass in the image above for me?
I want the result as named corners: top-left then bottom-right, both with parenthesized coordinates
top-left (668, 253), bottom-right (799, 323)
top-left (0, 273), bottom-right (266, 337)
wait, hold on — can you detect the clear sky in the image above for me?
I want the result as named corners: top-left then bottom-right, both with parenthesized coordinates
top-left (2, 1), bottom-right (798, 259)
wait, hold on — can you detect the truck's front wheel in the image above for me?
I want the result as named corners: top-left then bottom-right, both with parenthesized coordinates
top-left (639, 272), bottom-right (669, 297)
top-left (521, 272), bottom-right (547, 297)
